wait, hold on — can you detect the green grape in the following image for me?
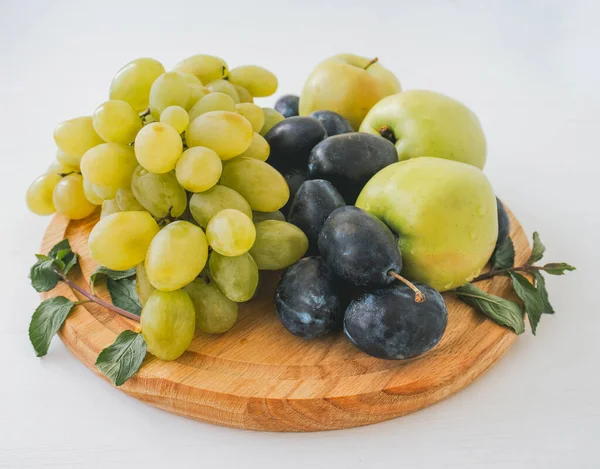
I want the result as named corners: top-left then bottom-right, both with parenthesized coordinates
top-left (134, 122), bottom-right (183, 173)
top-left (206, 209), bottom-right (256, 256)
top-left (100, 199), bottom-right (121, 218)
top-left (145, 220), bottom-right (208, 291)
top-left (249, 220), bottom-right (308, 270)
top-left (47, 159), bottom-right (78, 176)
top-left (109, 57), bottom-right (165, 112)
top-left (83, 178), bottom-right (104, 205)
top-left (228, 65), bottom-right (278, 97)
top-left (26, 173), bottom-right (61, 215)
top-left (188, 92), bottom-right (235, 121)
top-left (89, 210), bottom-right (159, 270)
top-left (188, 85), bottom-right (210, 108)
top-left (131, 166), bottom-right (187, 218)
top-left (136, 262), bottom-right (155, 307)
top-left (238, 132), bottom-right (270, 161)
top-left (149, 72), bottom-right (192, 119)
top-left (115, 187), bottom-right (144, 211)
top-left (52, 173), bottom-right (97, 220)
top-left (172, 54), bottom-right (228, 84)
top-left (208, 252), bottom-right (258, 302)
top-left (205, 79), bottom-right (240, 103)
top-left (259, 108), bottom-right (285, 136)
top-left (80, 142), bottom-right (137, 187)
top-left (234, 103), bottom-right (264, 133)
top-left (184, 278), bottom-right (238, 333)
top-left (56, 148), bottom-right (80, 170)
top-left (92, 183), bottom-right (119, 200)
top-left (175, 147), bottom-right (222, 192)
top-left (220, 157), bottom-right (289, 211)
top-left (186, 111), bottom-right (253, 160)
top-left (92, 100), bottom-right (142, 144)
top-left (232, 84), bottom-right (253, 103)
top-left (189, 185), bottom-right (252, 228)
top-left (141, 289), bottom-right (195, 361)
top-left (160, 106), bottom-right (189, 134)
top-left (54, 116), bottom-right (104, 161)
top-left (252, 210), bottom-right (285, 223)
top-left (178, 72), bottom-right (202, 86)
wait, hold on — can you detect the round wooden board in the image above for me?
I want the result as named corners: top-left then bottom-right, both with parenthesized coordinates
top-left (40, 209), bottom-right (529, 432)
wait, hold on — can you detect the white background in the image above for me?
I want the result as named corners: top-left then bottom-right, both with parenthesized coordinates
top-left (1, 0), bottom-right (598, 467)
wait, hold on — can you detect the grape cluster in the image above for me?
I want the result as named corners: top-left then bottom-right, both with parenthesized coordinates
top-left (26, 54), bottom-right (307, 361)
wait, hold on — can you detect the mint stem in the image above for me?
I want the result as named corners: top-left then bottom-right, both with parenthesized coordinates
top-left (55, 270), bottom-right (141, 322)
top-left (471, 265), bottom-right (544, 283)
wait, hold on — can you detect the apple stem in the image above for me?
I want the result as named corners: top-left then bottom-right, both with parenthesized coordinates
top-left (388, 270), bottom-right (425, 303)
top-left (378, 125), bottom-right (397, 144)
top-left (364, 57), bottom-right (379, 70)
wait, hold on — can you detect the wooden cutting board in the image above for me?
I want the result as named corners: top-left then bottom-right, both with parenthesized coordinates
top-left (40, 209), bottom-right (529, 432)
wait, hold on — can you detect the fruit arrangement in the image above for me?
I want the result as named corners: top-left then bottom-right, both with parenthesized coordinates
top-left (26, 53), bottom-right (574, 387)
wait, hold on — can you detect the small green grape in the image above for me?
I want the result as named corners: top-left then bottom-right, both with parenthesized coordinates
top-left (232, 84), bottom-right (253, 103)
top-left (109, 57), bottom-right (165, 112)
top-left (53, 173), bottom-right (97, 220)
top-left (92, 100), bottom-right (142, 144)
top-left (115, 187), bottom-right (144, 211)
top-left (160, 106), bottom-right (189, 134)
top-left (145, 220), bottom-right (209, 291)
top-left (259, 108), bottom-right (285, 136)
top-left (189, 185), bottom-right (252, 228)
top-left (228, 65), bottom-right (278, 97)
top-left (136, 262), bottom-right (155, 307)
top-left (141, 289), bottom-right (195, 361)
top-left (188, 84), bottom-right (211, 108)
top-left (54, 116), bottom-right (104, 161)
top-left (175, 147), bottom-right (222, 193)
top-left (149, 72), bottom-right (192, 119)
top-left (82, 179), bottom-right (103, 205)
top-left (131, 166), bottom-right (187, 218)
top-left (252, 210), bottom-right (285, 223)
top-left (206, 209), bottom-right (256, 257)
top-left (187, 111), bottom-right (253, 160)
top-left (172, 54), bottom-right (228, 84)
top-left (184, 278), bottom-right (238, 333)
top-left (209, 252), bottom-right (259, 302)
top-left (205, 79), bottom-right (240, 103)
top-left (134, 122), bottom-right (183, 173)
top-left (234, 103), bottom-right (264, 132)
top-left (80, 142), bottom-right (137, 188)
top-left (88, 211), bottom-right (159, 270)
top-left (249, 220), bottom-right (308, 270)
top-left (238, 132), bottom-right (270, 161)
top-left (92, 183), bottom-right (119, 200)
top-left (100, 199), bottom-right (121, 218)
top-left (188, 92), bottom-right (236, 121)
top-left (56, 148), bottom-right (80, 170)
top-left (26, 173), bottom-right (61, 215)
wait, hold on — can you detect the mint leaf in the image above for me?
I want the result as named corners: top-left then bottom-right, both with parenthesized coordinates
top-left (455, 283), bottom-right (525, 334)
top-left (527, 232), bottom-right (546, 264)
top-left (89, 266), bottom-right (136, 294)
top-left (532, 271), bottom-right (554, 315)
top-left (49, 239), bottom-right (78, 274)
top-left (106, 277), bottom-right (141, 316)
top-left (48, 239), bottom-right (72, 258)
top-left (95, 330), bottom-right (146, 386)
top-left (509, 272), bottom-right (544, 335)
top-left (29, 297), bottom-right (75, 357)
top-left (29, 259), bottom-right (61, 292)
top-left (492, 236), bottom-right (515, 270)
top-left (542, 262), bottom-right (576, 275)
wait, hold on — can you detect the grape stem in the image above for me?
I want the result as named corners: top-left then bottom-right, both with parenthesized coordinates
top-left (388, 270), bottom-right (425, 303)
top-left (139, 108), bottom-right (151, 118)
top-left (55, 269), bottom-right (141, 322)
top-left (470, 265), bottom-right (544, 283)
top-left (364, 57), bottom-right (379, 70)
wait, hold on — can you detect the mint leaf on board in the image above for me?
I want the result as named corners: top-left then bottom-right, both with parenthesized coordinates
top-left (532, 271), bottom-right (554, 315)
top-left (492, 236), bottom-right (515, 270)
top-left (455, 283), bottom-right (525, 334)
top-left (509, 272), bottom-right (545, 335)
top-left (30, 259), bottom-right (61, 292)
top-left (29, 297), bottom-right (75, 357)
top-left (95, 330), bottom-right (147, 386)
top-left (527, 232), bottom-right (546, 264)
top-left (48, 239), bottom-right (78, 274)
top-left (89, 266), bottom-right (136, 294)
top-left (542, 262), bottom-right (576, 275)
top-left (106, 277), bottom-right (142, 316)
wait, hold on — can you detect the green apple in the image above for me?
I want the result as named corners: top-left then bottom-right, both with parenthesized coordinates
top-left (359, 90), bottom-right (487, 169)
top-left (355, 157), bottom-right (497, 291)
top-left (299, 54), bottom-right (401, 130)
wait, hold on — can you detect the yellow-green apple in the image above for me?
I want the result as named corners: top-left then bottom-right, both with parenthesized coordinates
top-left (299, 54), bottom-right (401, 130)
top-left (359, 90), bottom-right (487, 169)
top-left (355, 157), bottom-right (497, 291)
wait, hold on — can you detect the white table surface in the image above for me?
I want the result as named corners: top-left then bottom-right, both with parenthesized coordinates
top-left (1, 0), bottom-right (598, 467)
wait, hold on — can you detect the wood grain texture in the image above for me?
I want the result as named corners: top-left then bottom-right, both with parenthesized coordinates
top-left (40, 208), bottom-right (529, 432)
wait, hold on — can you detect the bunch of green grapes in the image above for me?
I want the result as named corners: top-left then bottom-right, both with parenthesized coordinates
top-left (26, 54), bottom-right (305, 362)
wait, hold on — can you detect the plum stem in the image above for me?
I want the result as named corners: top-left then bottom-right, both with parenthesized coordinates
top-left (364, 57), bottom-right (379, 70)
top-left (388, 270), bottom-right (425, 303)
top-left (471, 265), bottom-right (544, 283)
top-left (378, 126), bottom-right (397, 144)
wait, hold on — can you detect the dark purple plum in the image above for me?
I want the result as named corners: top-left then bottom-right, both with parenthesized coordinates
top-left (281, 169), bottom-right (307, 216)
top-left (496, 197), bottom-right (510, 247)
top-left (344, 282), bottom-right (448, 359)
top-left (308, 133), bottom-right (397, 203)
top-left (318, 206), bottom-right (402, 287)
top-left (275, 257), bottom-right (345, 339)
top-left (264, 117), bottom-right (327, 173)
top-left (274, 94), bottom-right (299, 118)
top-left (288, 180), bottom-right (345, 254)
top-left (309, 110), bottom-right (353, 136)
